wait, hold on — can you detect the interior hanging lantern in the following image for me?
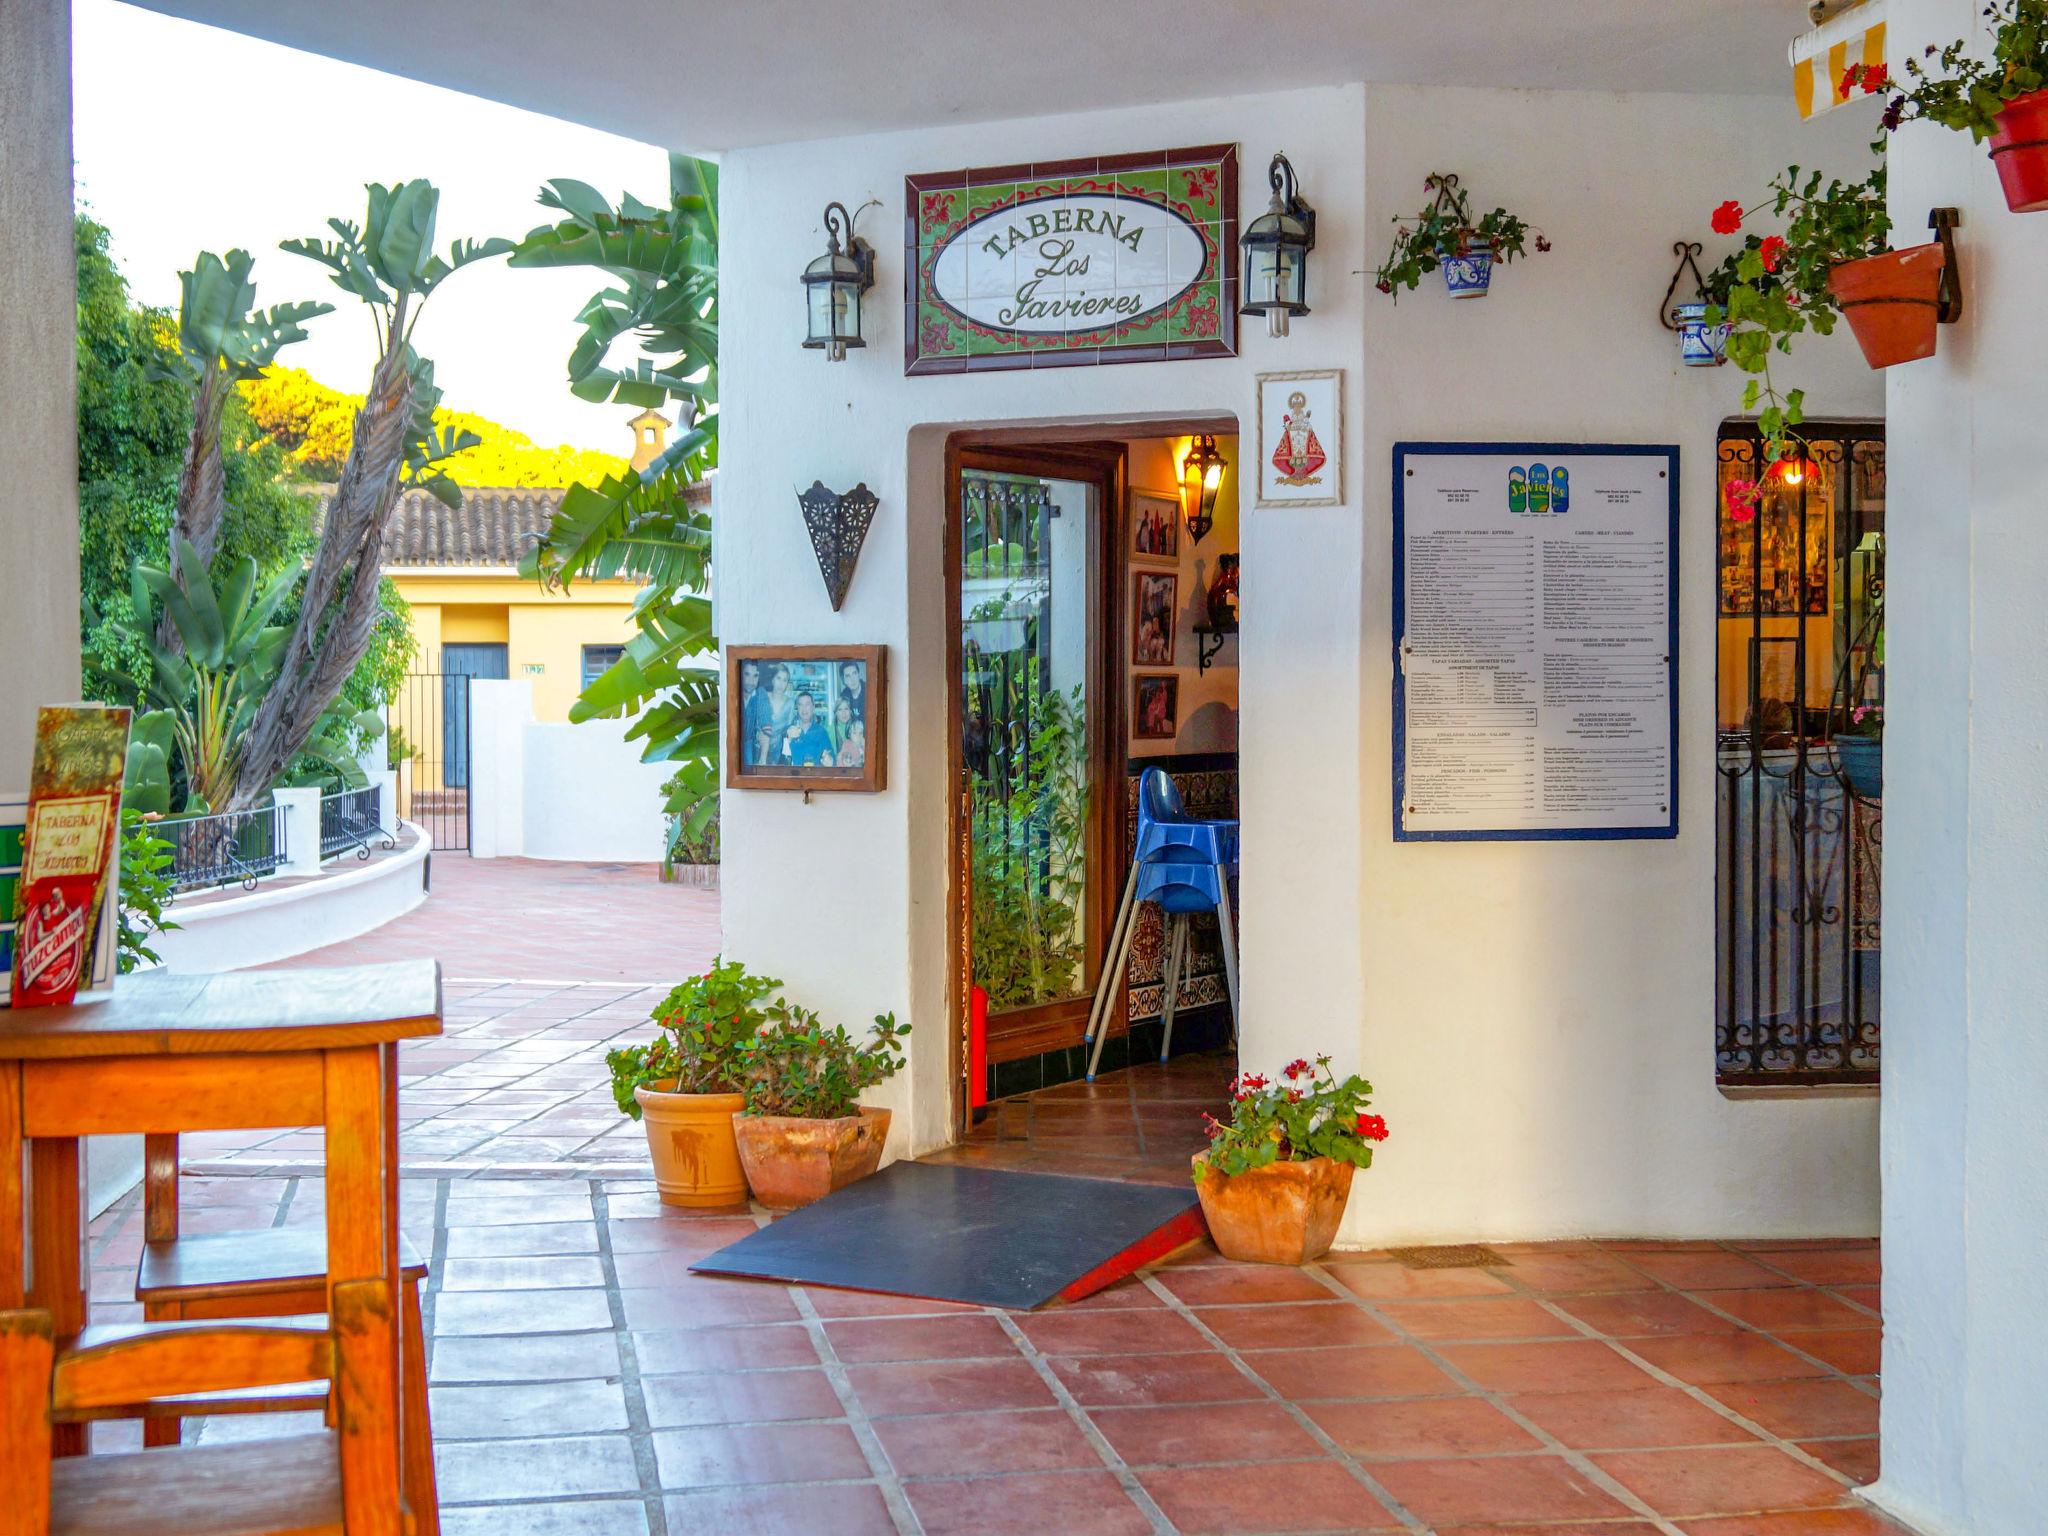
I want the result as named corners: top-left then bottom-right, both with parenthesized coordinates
top-left (1239, 152), bottom-right (1317, 337)
top-left (1179, 435), bottom-right (1228, 545)
top-left (802, 201), bottom-right (876, 361)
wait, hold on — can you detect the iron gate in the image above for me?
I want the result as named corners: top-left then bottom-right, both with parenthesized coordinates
top-left (391, 653), bottom-right (477, 852)
top-left (1714, 422), bottom-right (1883, 1086)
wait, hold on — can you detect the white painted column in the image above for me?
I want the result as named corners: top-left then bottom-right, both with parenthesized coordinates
top-left (1870, 5), bottom-right (2048, 1533)
top-left (272, 787), bottom-right (324, 878)
top-left (467, 680), bottom-right (533, 859)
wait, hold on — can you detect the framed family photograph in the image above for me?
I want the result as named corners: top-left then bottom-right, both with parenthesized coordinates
top-left (726, 644), bottom-right (887, 793)
top-left (1132, 571), bottom-right (1177, 666)
top-left (1133, 674), bottom-right (1179, 740)
top-left (1130, 488), bottom-right (1181, 563)
top-left (1256, 369), bottom-right (1343, 507)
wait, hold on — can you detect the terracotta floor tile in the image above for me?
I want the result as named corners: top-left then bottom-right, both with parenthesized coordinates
top-left (1092, 1401), bottom-right (1327, 1466)
top-left (1436, 1339), bottom-right (1656, 1395)
top-left (1192, 1301), bottom-right (1395, 1351)
top-left (1495, 1250), bottom-right (1662, 1294)
top-left (1556, 1290), bottom-right (1746, 1338)
top-left (849, 1357), bottom-right (1057, 1416)
top-left (1377, 1296), bottom-right (1580, 1341)
top-left (1706, 1379), bottom-right (1881, 1440)
top-left (631, 1323), bottom-right (820, 1374)
top-left (905, 1470), bottom-right (1153, 1536)
top-left (652, 1421), bottom-right (870, 1487)
top-left (1137, 1459), bottom-right (1402, 1533)
top-left (1507, 1386), bottom-right (1762, 1450)
top-left (1435, 1526), bottom-right (1661, 1536)
top-left (1627, 1333), bottom-right (1834, 1386)
top-left (799, 1286), bottom-right (985, 1318)
top-left (1155, 1264), bottom-right (1336, 1306)
top-left (1678, 1512), bottom-right (1918, 1536)
top-left (1831, 1285), bottom-right (1882, 1316)
top-left (1752, 1249), bottom-right (1883, 1287)
top-left (1372, 1454), bottom-right (1633, 1526)
top-left (1050, 1349), bottom-right (1263, 1407)
top-left (1304, 1396), bottom-right (1542, 1459)
top-left (618, 1280), bottom-right (800, 1329)
top-left (823, 1313), bottom-right (1019, 1363)
top-left (606, 1215), bottom-right (760, 1255)
top-left (640, 1368), bottom-right (844, 1428)
top-left (1245, 1343), bottom-right (1459, 1401)
top-left (875, 1408), bottom-right (1101, 1477)
top-left (1015, 1307), bottom-right (1212, 1356)
top-left (1799, 1437), bottom-right (1880, 1483)
top-left (1321, 1261), bottom-right (1516, 1300)
top-left (1623, 1250), bottom-right (1802, 1290)
top-left (1788, 1328), bottom-right (1884, 1375)
top-left (1593, 1445), bottom-right (1852, 1516)
top-left (662, 1483), bottom-right (897, 1536)
top-left (1696, 1287), bottom-right (1878, 1334)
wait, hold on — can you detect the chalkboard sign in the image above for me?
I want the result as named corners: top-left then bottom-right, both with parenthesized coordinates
top-left (1393, 442), bottom-right (1679, 842)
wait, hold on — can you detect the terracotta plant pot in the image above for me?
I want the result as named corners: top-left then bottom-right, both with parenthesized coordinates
top-left (634, 1082), bottom-right (747, 1208)
top-left (734, 1105), bottom-right (891, 1209)
top-left (1193, 1155), bottom-right (1355, 1265)
top-left (1827, 244), bottom-right (1945, 369)
top-left (1990, 88), bottom-right (2048, 214)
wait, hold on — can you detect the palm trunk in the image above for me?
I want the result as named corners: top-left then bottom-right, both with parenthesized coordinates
top-left (159, 366), bottom-right (230, 655)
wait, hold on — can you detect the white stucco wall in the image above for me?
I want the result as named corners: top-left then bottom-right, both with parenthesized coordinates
top-left (718, 81), bottom-right (1887, 1239)
top-left (1869, 3), bottom-right (2048, 1532)
top-left (469, 680), bottom-right (672, 862)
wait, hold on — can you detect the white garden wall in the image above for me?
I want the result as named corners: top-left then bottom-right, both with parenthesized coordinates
top-left (468, 679), bottom-right (672, 862)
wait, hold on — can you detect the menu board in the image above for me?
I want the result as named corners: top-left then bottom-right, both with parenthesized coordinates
top-left (1393, 443), bottom-right (1678, 842)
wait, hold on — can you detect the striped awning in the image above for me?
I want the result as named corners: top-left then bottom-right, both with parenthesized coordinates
top-left (1791, 0), bottom-right (1887, 120)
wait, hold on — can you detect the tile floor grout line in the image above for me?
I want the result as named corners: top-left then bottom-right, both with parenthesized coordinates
top-left (786, 1272), bottom-right (927, 1536)
top-left (989, 1307), bottom-right (1182, 1536)
top-left (1717, 1239), bottom-right (1885, 1323)
top-left (1138, 1272), bottom-right (1434, 1536)
top-left (589, 1176), bottom-right (672, 1536)
top-left (1294, 1264), bottom-right (1691, 1536)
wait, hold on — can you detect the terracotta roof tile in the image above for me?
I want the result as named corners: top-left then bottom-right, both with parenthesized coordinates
top-left (312, 477), bottom-right (711, 568)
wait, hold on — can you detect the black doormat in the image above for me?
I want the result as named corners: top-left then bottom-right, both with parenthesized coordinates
top-left (690, 1161), bottom-right (1206, 1310)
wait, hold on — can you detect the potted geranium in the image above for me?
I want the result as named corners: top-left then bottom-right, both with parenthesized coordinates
top-left (1835, 702), bottom-right (1884, 800)
top-left (1846, 1), bottom-right (2048, 213)
top-left (607, 957), bottom-right (781, 1208)
top-left (1193, 1057), bottom-right (1387, 1265)
top-left (732, 1004), bottom-right (910, 1209)
top-left (1373, 172), bottom-right (1549, 300)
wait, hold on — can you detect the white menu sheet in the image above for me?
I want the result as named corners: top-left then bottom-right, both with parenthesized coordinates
top-left (1393, 445), bottom-right (1678, 841)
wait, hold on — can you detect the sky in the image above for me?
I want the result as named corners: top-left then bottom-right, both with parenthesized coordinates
top-left (71, 0), bottom-right (671, 457)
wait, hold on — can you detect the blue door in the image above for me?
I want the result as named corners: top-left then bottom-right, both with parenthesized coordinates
top-left (440, 644), bottom-right (508, 789)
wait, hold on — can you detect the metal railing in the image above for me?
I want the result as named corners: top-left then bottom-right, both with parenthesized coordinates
top-left (320, 785), bottom-right (392, 861)
top-left (164, 805), bottom-right (288, 894)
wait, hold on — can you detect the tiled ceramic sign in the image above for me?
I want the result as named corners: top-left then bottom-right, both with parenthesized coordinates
top-left (905, 144), bottom-right (1238, 374)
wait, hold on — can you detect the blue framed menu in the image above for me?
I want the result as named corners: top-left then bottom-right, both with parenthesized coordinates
top-left (1392, 443), bottom-right (1679, 842)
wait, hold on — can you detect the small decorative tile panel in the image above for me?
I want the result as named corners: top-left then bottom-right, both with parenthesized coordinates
top-left (904, 145), bottom-right (1239, 375)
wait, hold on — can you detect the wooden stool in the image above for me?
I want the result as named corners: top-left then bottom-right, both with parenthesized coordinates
top-left (130, 1135), bottom-right (438, 1536)
top-left (1, 1278), bottom-right (406, 1536)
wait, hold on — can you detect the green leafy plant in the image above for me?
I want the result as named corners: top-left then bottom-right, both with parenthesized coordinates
top-left (1373, 172), bottom-right (1549, 299)
top-left (1196, 1056), bottom-right (1388, 1181)
top-left (1849, 2), bottom-right (2048, 139)
top-left (114, 809), bottom-right (179, 973)
top-left (606, 957), bottom-right (782, 1117)
top-left (1842, 701), bottom-right (1885, 740)
top-left (1703, 152), bottom-right (1890, 469)
top-left (736, 1005), bottom-right (910, 1120)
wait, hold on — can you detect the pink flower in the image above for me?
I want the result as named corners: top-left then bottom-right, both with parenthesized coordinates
top-left (1724, 479), bottom-right (1762, 523)
top-left (1711, 200), bottom-right (1745, 236)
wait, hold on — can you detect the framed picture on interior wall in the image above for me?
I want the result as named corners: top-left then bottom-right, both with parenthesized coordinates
top-left (1132, 571), bottom-right (1178, 667)
top-left (1255, 369), bottom-right (1343, 508)
top-left (1130, 488), bottom-right (1181, 563)
top-left (725, 644), bottom-right (887, 793)
top-left (1133, 674), bottom-right (1179, 740)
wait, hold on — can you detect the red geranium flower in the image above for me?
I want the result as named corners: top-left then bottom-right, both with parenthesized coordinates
top-left (1840, 62), bottom-right (1890, 99)
top-left (1283, 1058), bottom-right (1310, 1080)
top-left (1355, 1114), bottom-right (1389, 1142)
top-left (1759, 235), bottom-right (1788, 273)
top-left (1710, 199), bottom-right (1745, 236)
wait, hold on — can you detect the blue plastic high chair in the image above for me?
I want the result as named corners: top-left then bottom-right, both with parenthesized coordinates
top-left (1083, 768), bottom-right (1240, 1081)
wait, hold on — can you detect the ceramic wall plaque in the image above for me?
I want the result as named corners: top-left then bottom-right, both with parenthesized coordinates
top-left (1255, 369), bottom-right (1343, 508)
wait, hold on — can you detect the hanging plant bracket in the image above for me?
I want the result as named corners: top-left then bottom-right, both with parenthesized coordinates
top-left (796, 480), bottom-right (880, 612)
top-left (1659, 241), bottom-right (1711, 331)
top-left (1929, 207), bottom-right (1963, 325)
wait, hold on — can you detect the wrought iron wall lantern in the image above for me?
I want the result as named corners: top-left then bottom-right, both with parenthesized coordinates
top-left (802, 200), bottom-right (878, 360)
top-left (1179, 435), bottom-right (1228, 545)
top-left (797, 480), bottom-right (879, 611)
top-left (1928, 207), bottom-right (1964, 325)
top-left (1240, 152), bottom-right (1316, 337)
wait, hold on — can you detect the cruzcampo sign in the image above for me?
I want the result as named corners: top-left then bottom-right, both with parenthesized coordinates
top-left (905, 144), bottom-right (1238, 375)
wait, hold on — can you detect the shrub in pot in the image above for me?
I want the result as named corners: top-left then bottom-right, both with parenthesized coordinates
top-left (1835, 702), bottom-right (1884, 801)
top-left (1372, 171), bottom-right (1548, 301)
top-left (732, 1005), bottom-right (910, 1209)
top-left (607, 957), bottom-right (780, 1208)
top-left (1192, 1056), bottom-right (1388, 1265)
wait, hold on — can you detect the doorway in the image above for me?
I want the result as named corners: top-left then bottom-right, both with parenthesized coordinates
top-left (944, 427), bottom-right (1242, 1161)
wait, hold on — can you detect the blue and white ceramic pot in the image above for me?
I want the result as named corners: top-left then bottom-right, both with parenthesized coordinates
top-left (1440, 248), bottom-right (1495, 298)
top-left (1675, 302), bottom-right (1731, 367)
top-left (1835, 736), bottom-right (1882, 800)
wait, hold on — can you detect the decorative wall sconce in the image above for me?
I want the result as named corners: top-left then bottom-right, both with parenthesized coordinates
top-left (797, 480), bottom-right (879, 610)
top-left (1660, 240), bottom-right (1730, 368)
top-left (1179, 435), bottom-right (1228, 545)
top-left (1240, 152), bottom-right (1316, 337)
top-left (802, 201), bottom-right (876, 361)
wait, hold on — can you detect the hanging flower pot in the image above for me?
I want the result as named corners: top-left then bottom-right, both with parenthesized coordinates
top-left (1827, 243), bottom-right (1946, 369)
top-left (1673, 302), bottom-right (1731, 366)
top-left (1835, 737), bottom-right (1883, 800)
top-left (1440, 247), bottom-right (1494, 298)
top-left (1373, 174), bottom-right (1547, 300)
top-left (1990, 88), bottom-right (2048, 213)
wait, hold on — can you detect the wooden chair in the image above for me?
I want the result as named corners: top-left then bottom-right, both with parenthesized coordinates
top-left (129, 1134), bottom-right (438, 1536)
top-left (0, 1277), bottom-right (406, 1536)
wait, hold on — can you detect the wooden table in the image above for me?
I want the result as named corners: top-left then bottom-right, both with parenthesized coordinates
top-left (0, 961), bottom-right (442, 1454)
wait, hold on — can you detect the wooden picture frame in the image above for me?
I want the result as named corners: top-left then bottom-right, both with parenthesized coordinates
top-left (1255, 368), bottom-right (1344, 508)
top-left (725, 644), bottom-right (887, 793)
top-left (1129, 488), bottom-right (1181, 563)
top-left (1132, 571), bottom-right (1177, 667)
top-left (1132, 674), bottom-right (1179, 740)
